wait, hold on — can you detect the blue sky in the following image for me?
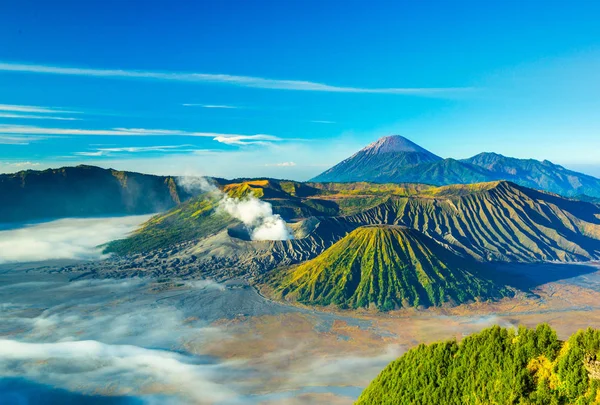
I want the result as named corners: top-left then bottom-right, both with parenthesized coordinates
top-left (1, 0), bottom-right (600, 179)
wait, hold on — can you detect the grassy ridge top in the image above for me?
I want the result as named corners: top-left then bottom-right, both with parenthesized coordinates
top-left (357, 324), bottom-right (600, 405)
top-left (270, 225), bottom-right (510, 310)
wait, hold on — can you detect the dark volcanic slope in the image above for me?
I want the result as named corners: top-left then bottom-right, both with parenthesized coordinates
top-left (0, 165), bottom-right (192, 223)
top-left (271, 225), bottom-right (510, 310)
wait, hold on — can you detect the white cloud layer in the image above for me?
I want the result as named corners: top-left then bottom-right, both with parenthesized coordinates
top-left (0, 62), bottom-right (471, 95)
top-left (0, 215), bottom-right (151, 263)
top-left (0, 339), bottom-right (237, 403)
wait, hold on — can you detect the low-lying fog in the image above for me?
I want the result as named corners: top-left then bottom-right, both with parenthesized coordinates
top-left (0, 215), bottom-right (390, 404)
top-left (0, 215), bottom-right (152, 263)
top-left (0, 269), bottom-right (392, 404)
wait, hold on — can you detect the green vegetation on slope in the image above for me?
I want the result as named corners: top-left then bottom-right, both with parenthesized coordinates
top-left (271, 225), bottom-right (510, 310)
top-left (103, 193), bottom-right (236, 255)
top-left (357, 324), bottom-right (600, 405)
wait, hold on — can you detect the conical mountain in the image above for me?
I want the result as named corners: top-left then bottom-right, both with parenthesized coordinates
top-left (311, 135), bottom-right (443, 182)
top-left (272, 225), bottom-right (510, 310)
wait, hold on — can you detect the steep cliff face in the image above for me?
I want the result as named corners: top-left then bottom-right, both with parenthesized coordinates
top-left (0, 165), bottom-right (192, 223)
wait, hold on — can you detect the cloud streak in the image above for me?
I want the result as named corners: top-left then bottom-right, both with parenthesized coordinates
top-left (183, 104), bottom-right (239, 109)
top-left (0, 124), bottom-right (283, 146)
top-left (264, 161), bottom-right (297, 167)
top-left (0, 104), bottom-right (80, 114)
top-left (0, 104), bottom-right (82, 122)
top-left (74, 144), bottom-right (206, 157)
top-left (0, 113), bottom-right (80, 121)
top-left (1, 161), bottom-right (41, 167)
top-left (0, 62), bottom-right (472, 95)
top-left (310, 120), bottom-right (336, 124)
top-left (0, 135), bottom-right (49, 145)
top-left (213, 134), bottom-right (280, 145)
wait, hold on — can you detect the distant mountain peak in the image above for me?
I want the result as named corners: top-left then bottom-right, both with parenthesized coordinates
top-left (362, 135), bottom-right (437, 155)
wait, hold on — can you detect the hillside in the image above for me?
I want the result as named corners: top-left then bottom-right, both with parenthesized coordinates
top-left (0, 165), bottom-right (192, 223)
top-left (269, 225), bottom-right (511, 310)
top-left (343, 181), bottom-right (600, 262)
top-left (103, 178), bottom-right (412, 255)
top-left (311, 135), bottom-right (600, 198)
top-left (463, 152), bottom-right (600, 198)
top-left (356, 324), bottom-right (600, 405)
top-left (103, 193), bottom-right (236, 255)
top-left (105, 179), bottom-right (600, 268)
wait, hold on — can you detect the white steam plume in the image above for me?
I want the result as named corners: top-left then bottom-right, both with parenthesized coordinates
top-left (175, 176), bottom-right (293, 241)
top-left (220, 196), bottom-right (294, 241)
top-left (175, 175), bottom-right (219, 194)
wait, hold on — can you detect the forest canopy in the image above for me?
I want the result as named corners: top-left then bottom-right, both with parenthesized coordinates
top-left (357, 324), bottom-right (600, 405)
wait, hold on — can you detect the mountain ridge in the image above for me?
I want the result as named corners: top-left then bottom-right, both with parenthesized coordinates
top-left (0, 165), bottom-right (193, 223)
top-left (311, 135), bottom-right (600, 198)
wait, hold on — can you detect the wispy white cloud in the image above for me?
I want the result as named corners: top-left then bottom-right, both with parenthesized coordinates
top-left (1, 161), bottom-right (41, 167)
top-left (183, 104), bottom-right (239, 109)
top-left (0, 113), bottom-right (81, 121)
top-left (0, 62), bottom-right (472, 95)
top-left (0, 103), bottom-right (80, 114)
top-left (0, 125), bottom-right (282, 146)
top-left (74, 151), bottom-right (105, 157)
top-left (0, 104), bottom-right (82, 123)
top-left (310, 120), bottom-right (336, 124)
top-left (264, 161), bottom-right (297, 167)
top-left (213, 134), bottom-right (280, 145)
top-left (74, 144), bottom-right (209, 157)
top-left (0, 135), bottom-right (49, 145)
top-left (98, 145), bottom-right (194, 153)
